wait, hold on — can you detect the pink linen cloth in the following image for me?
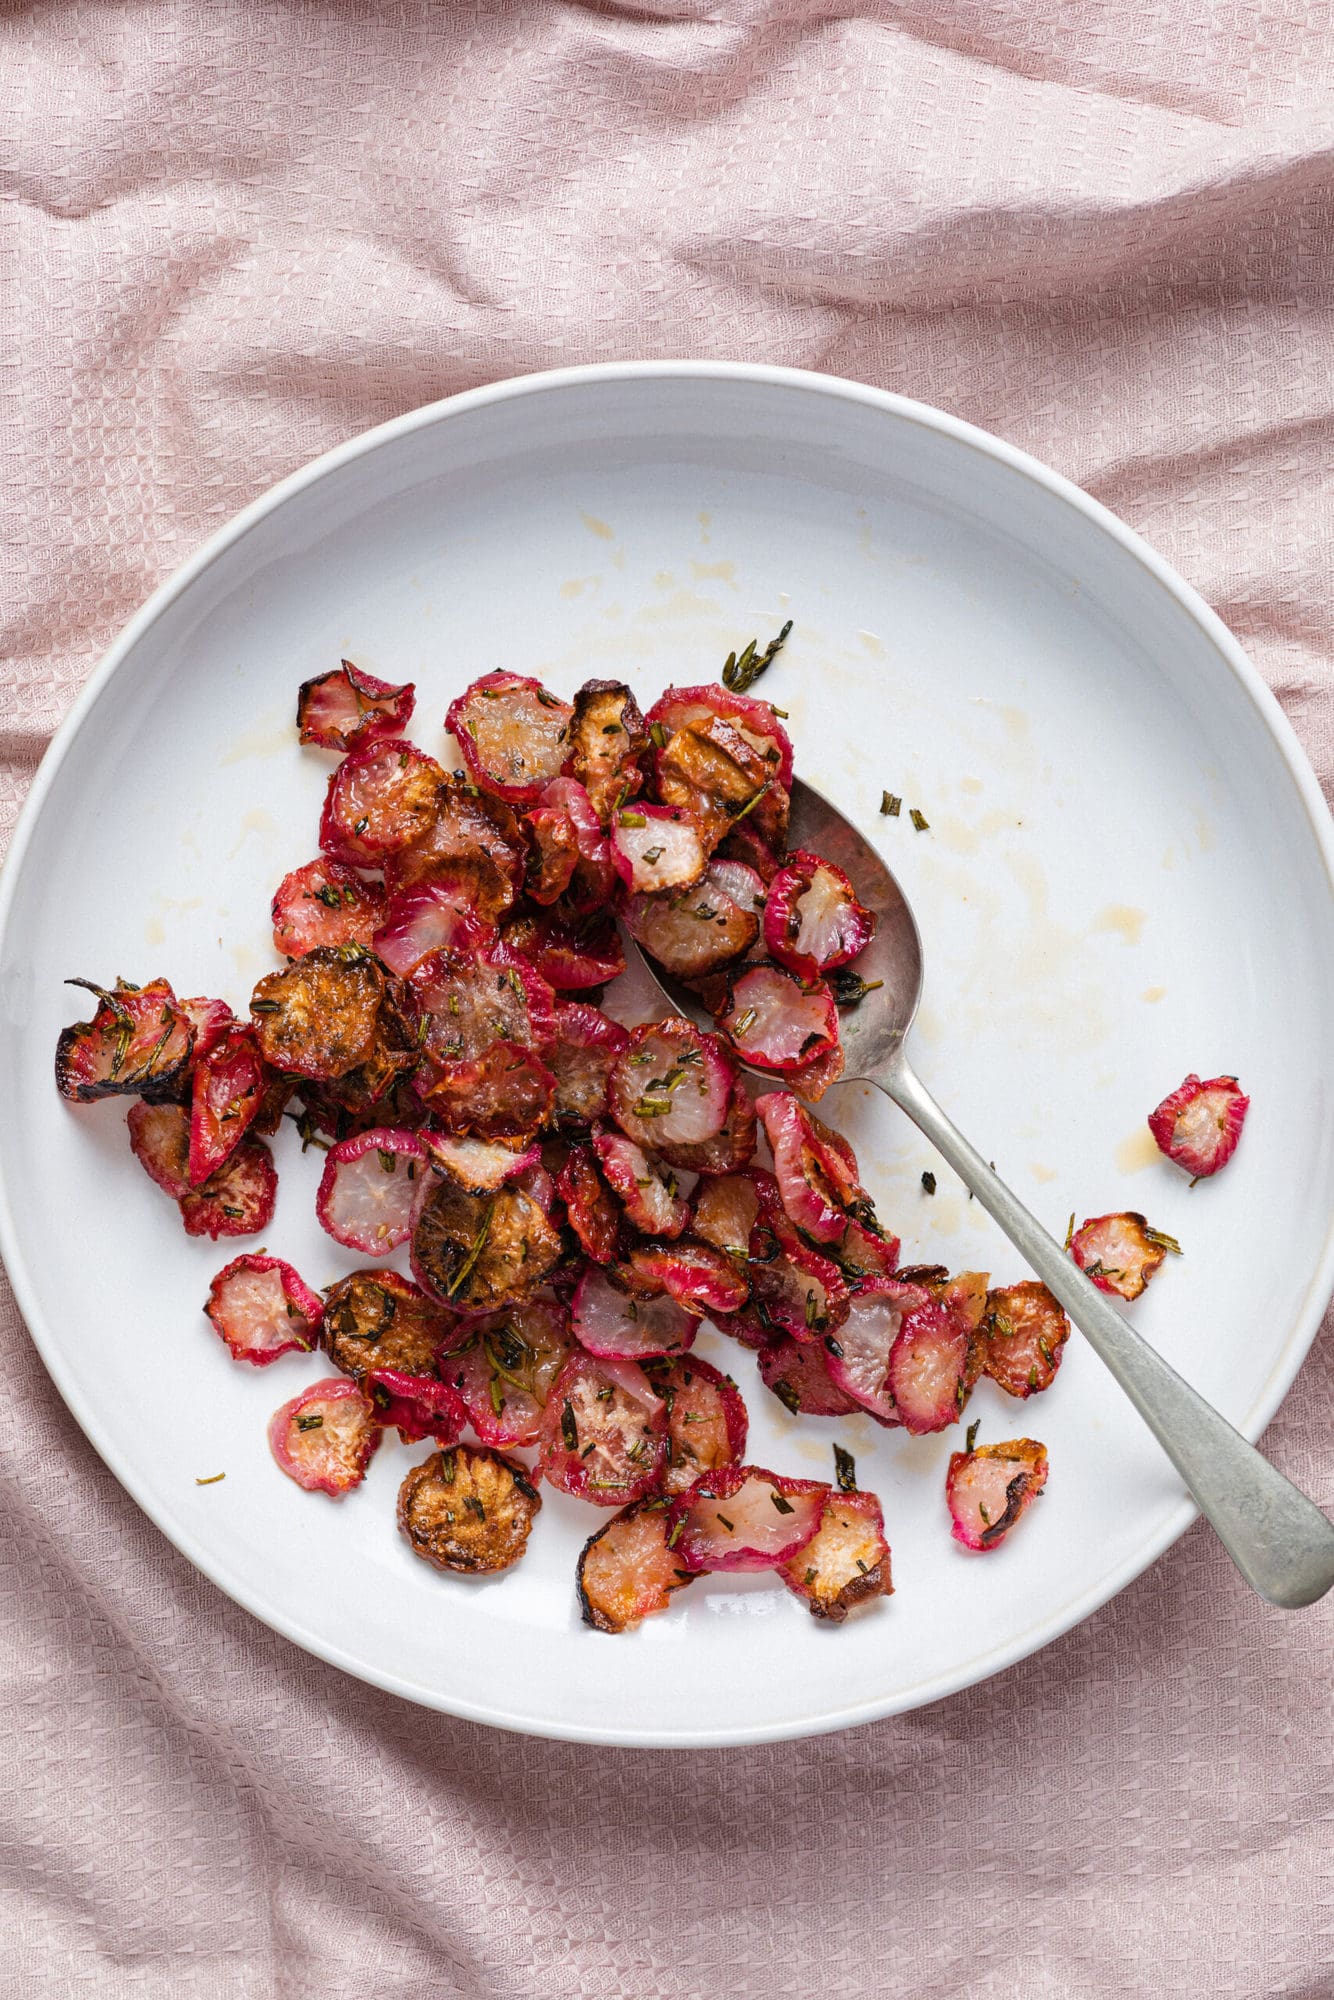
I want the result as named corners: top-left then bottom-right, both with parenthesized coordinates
top-left (3, 5), bottom-right (1333, 1994)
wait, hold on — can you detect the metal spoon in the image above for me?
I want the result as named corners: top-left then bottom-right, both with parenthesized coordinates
top-left (632, 776), bottom-right (1334, 1609)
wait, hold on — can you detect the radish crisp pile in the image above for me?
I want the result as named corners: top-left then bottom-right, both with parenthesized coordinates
top-left (54, 636), bottom-right (1249, 1631)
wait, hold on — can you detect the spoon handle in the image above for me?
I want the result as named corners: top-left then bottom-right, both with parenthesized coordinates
top-left (879, 1055), bottom-right (1334, 1608)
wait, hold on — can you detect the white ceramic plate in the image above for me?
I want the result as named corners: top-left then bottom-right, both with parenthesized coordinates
top-left (3, 364), bottom-right (1333, 1748)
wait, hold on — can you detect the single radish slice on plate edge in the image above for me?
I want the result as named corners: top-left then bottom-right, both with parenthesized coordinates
top-left (204, 1254), bottom-right (323, 1365)
top-left (268, 1378), bottom-right (381, 1497)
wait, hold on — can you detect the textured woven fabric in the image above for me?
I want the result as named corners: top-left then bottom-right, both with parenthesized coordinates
top-left (3, 6), bottom-right (1333, 1995)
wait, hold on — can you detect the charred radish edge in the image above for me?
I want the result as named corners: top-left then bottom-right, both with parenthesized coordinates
top-left (946, 1438), bottom-right (1049, 1551)
top-left (268, 1377), bottom-right (381, 1496)
top-left (665, 1463), bottom-right (829, 1573)
top-left (204, 1254), bottom-right (324, 1365)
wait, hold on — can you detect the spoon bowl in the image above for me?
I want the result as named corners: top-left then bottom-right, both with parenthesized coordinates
top-left (631, 775), bottom-right (1334, 1611)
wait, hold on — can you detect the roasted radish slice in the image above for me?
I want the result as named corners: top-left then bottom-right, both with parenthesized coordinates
top-left (617, 1240), bottom-right (748, 1318)
top-left (271, 857), bottom-right (387, 959)
top-left (650, 1353), bottom-right (749, 1495)
top-left (297, 658), bottom-right (415, 751)
top-left (55, 978), bottom-right (194, 1102)
top-left (411, 938), bottom-right (555, 1065)
top-left (555, 1146), bottom-right (621, 1263)
top-left (746, 1206), bottom-right (850, 1345)
top-left (179, 1137), bottom-right (277, 1240)
top-left (446, 671), bottom-right (573, 805)
top-left (547, 1001), bottom-right (628, 1126)
top-left (573, 1264), bottom-right (697, 1359)
top-left (757, 1090), bottom-right (866, 1243)
top-left (416, 1041), bottom-right (557, 1141)
top-left (593, 1127), bottom-right (693, 1239)
top-left (763, 849), bottom-right (875, 981)
top-left (666, 1464), bottom-right (827, 1573)
top-left (386, 775), bottom-right (526, 924)
top-left (567, 679), bottom-right (649, 823)
top-left (315, 1127), bottom-right (428, 1252)
top-left (320, 738), bottom-right (445, 867)
top-left (365, 1368), bottom-right (467, 1446)
top-left (372, 882), bottom-right (488, 978)
top-left (578, 1500), bottom-right (695, 1632)
top-left (538, 777), bottom-right (617, 906)
top-left (179, 996), bottom-right (235, 1063)
top-left (321, 1268), bottom-right (452, 1385)
top-left (984, 1281), bottom-right (1071, 1397)
top-left (886, 1300), bottom-right (972, 1434)
top-left (500, 906), bottom-right (625, 989)
top-left (423, 1131), bottom-right (539, 1195)
top-left (780, 1490), bottom-right (892, 1622)
top-left (653, 713), bottom-right (786, 854)
top-left (717, 963), bottom-right (838, 1078)
top-left (823, 1278), bottom-right (930, 1423)
top-left (646, 683), bottom-right (794, 789)
top-left (249, 947), bottom-right (385, 1080)
top-left (947, 1437), bottom-right (1049, 1551)
top-left (757, 1333), bottom-right (862, 1418)
top-left (411, 1178), bottom-right (563, 1310)
top-left (1148, 1072), bottom-right (1249, 1179)
top-left (523, 803), bottom-right (580, 904)
top-left (576, 1264), bottom-right (700, 1360)
top-left (442, 1297), bottom-right (573, 1447)
top-left (609, 804), bottom-right (707, 895)
top-left (204, 1254), bottom-right (323, 1365)
top-left (538, 1353), bottom-right (667, 1505)
top-left (268, 1378), bottom-right (380, 1496)
top-left (834, 1213), bottom-right (901, 1281)
top-left (188, 1026), bottom-right (265, 1186)
top-left (621, 858), bottom-right (764, 980)
top-left (127, 1100), bottom-right (192, 1199)
top-left (692, 1170), bottom-right (764, 1260)
top-left (1070, 1211), bottom-right (1179, 1302)
top-left (607, 1018), bottom-right (733, 1154)
top-left (397, 1444), bottom-right (541, 1574)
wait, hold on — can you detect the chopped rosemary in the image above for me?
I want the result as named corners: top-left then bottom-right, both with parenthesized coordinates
top-left (715, 1513), bottom-right (735, 1532)
top-left (880, 791), bottom-right (901, 817)
top-left (618, 811), bottom-right (648, 829)
top-left (731, 1006), bottom-right (757, 1038)
top-left (773, 1379), bottom-right (801, 1416)
top-left (295, 1413), bottom-right (324, 1431)
top-left (641, 846), bottom-right (664, 865)
top-left (445, 1200), bottom-right (495, 1299)
top-left (965, 1419), bottom-right (980, 1454)
top-left (1144, 1225), bottom-right (1183, 1255)
top-left (830, 971), bottom-right (884, 1006)
top-left (909, 808), bottom-right (929, 832)
top-left (921, 1171), bottom-right (936, 1195)
top-left (771, 1492), bottom-right (795, 1515)
top-left (833, 1444), bottom-right (857, 1492)
top-left (560, 1399), bottom-right (578, 1451)
top-left (720, 619), bottom-right (792, 694)
top-left (195, 1473), bottom-right (226, 1486)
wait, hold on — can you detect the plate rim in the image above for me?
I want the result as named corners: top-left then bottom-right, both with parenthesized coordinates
top-left (3, 358), bottom-right (1332, 1747)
